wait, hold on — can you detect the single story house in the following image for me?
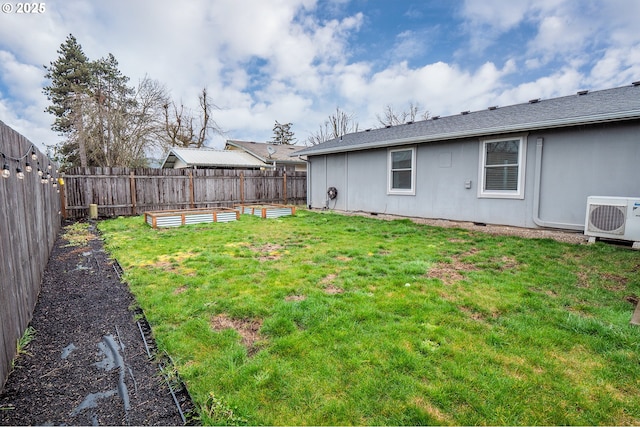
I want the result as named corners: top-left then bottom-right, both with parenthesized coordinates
top-left (225, 140), bottom-right (307, 172)
top-left (161, 147), bottom-right (266, 170)
top-left (294, 83), bottom-right (640, 234)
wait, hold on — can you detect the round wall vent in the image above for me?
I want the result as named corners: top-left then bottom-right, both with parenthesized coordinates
top-left (589, 205), bottom-right (625, 232)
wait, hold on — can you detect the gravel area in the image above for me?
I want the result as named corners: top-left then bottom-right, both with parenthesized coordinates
top-left (336, 210), bottom-right (589, 244)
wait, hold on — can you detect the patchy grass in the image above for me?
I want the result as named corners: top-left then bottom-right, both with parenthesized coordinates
top-left (99, 210), bottom-right (640, 425)
top-left (10, 326), bottom-right (36, 371)
top-left (61, 222), bottom-right (95, 247)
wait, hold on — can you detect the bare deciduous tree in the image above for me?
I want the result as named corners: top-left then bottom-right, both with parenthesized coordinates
top-left (126, 76), bottom-right (171, 162)
top-left (162, 87), bottom-right (223, 148)
top-left (376, 102), bottom-right (429, 127)
top-left (306, 107), bottom-right (359, 145)
top-left (44, 35), bottom-right (227, 168)
top-left (55, 75), bottom-right (171, 169)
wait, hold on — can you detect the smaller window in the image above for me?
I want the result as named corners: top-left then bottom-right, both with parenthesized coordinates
top-left (478, 136), bottom-right (526, 199)
top-left (388, 147), bottom-right (416, 195)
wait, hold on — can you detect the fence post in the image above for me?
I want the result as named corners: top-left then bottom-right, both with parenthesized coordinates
top-left (60, 178), bottom-right (67, 219)
top-left (188, 171), bottom-right (195, 208)
top-left (283, 171), bottom-right (287, 204)
top-left (240, 172), bottom-right (245, 204)
top-left (129, 172), bottom-right (137, 215)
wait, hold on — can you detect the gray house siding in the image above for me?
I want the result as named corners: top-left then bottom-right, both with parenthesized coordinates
top-left (534, 122), bottom-right (640, 228)
top-left (307, 121), bottom-right (640, 230)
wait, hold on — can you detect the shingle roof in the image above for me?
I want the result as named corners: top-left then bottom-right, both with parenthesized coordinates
top-left (294, 83), bottom-right (640, 156)
top-left (161, 147), bottom-right (267, 168)
top-left (225, 140), bottom-right (305, 163)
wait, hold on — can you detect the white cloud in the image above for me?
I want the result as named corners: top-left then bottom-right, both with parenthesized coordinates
top-left (588, 45), bottom-right (640, 89)
top-left (333, 59), bottom-right (518, 129)
top-left (495, 68), bottom-right (583, 106)
top-left (0, 51), bottom-right (47, 102)
top-left (0, 0), bottom-right (639, 151)
top-left (390, 30), bottom-right (433, 63)
top-left (461, 0), bottom-right (531, 32)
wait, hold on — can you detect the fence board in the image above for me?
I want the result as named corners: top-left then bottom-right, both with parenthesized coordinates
top-left (0, 120), bottom-right (61, 391)
top-left (62, 167), bottom-right (307, 219)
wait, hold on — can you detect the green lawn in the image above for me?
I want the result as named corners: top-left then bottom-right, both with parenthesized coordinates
top-left (98, 210), bottom-right (640, 425)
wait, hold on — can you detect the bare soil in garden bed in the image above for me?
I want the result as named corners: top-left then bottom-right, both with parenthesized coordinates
top-left (0, 221), bottom-right (194, 426)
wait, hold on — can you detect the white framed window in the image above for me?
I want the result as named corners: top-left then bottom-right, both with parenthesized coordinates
top-left (478, 136), bottom-right (526, 199)
top-left (388, 146), bottom-right (416, 195)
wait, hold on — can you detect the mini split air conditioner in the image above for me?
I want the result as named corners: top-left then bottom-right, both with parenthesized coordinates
top-left (585, 196), bottom-right (640, 248)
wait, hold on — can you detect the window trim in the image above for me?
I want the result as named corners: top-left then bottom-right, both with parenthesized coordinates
top-left (478, 136), bottom-right (527, 199)
top-left (387, 146), bottom-right (417, 195)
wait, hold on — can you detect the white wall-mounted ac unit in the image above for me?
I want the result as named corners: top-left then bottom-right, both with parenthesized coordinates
top-left (585, 196), bottom-right (640, 248)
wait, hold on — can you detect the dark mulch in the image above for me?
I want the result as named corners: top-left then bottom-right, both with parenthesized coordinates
top-left (0, 222), bottom-right (195, 426)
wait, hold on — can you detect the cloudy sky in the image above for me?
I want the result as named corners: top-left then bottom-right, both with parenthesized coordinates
top-left (1, 0), bottom-right (639, 151)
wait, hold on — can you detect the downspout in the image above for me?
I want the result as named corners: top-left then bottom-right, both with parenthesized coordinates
top-left (532, 137), bottom-right (584, 231)
top-left (307, 159), bottom-right (311, 208)
top-left (298, 155), bottom-right (311, 208)
top-left (324, 155), bottom-right (329, 209)
top-left (344, 152), bottom-right (348, 212)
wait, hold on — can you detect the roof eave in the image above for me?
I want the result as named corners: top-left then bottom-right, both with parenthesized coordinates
top-left (160, 151), bottom-right (182, 168)
top-left (299, 111), bottom-right (640, 156)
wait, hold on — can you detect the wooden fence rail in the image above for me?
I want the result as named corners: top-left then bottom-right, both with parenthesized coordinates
top-left (0, 121), bottom-right (61, 391)
top-left (62, 167), bottom-right (307, 219)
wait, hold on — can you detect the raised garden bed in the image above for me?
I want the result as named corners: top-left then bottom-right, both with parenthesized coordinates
top-left (233, 203), bottom-right (296, 219)
top-left (144, 207), bottom-right (239, 228)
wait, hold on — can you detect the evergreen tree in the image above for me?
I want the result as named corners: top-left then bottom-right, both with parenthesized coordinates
top-left (44, 35), bottom-right (168, 169)
top-left (43, 34), bottom-right (92, 166)
top-left (43, 34), bottom-right (92, 135)
top-left (43, 34), bottom-right (221, 168)
top-left (271, 120), bottom-right (296, 145)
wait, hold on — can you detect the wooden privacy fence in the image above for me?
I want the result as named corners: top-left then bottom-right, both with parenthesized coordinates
top-left (62, 167), bottom-right (307, 219)
top-left (0, 120), bottom-right (61, 391)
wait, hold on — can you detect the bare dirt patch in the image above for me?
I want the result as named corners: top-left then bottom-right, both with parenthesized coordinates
top-left (174, 285), bottom-right (188, 295)
top-left (427, 249), bottom-right (521, 285)
top-left (141, 252), bottom-right (198, 276)
top-left (319, 273), bottom-right (345, 294)
top-left (324, 285), bottom-right (345, 295)
top-left (211, 314), bottom-right (262, 351)
top-left (499, 256), bottom-right (519, 271)
top-left (285, 295), bottom-right (307, 302)
top-left (601, 273), bottom-right (629, 291)
top-left (250, 243), bottom-right (285, 261)
top-left (320, 273), bottom-right (338, 285)
top-left (427, 253), bottom-right (480, 285)
top-left (458, 305), bottom-right (499, 322)
top-left (411, 396), bottom-right (452, 424)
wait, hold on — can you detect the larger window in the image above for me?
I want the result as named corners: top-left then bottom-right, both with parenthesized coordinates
top-left (478, 136), bottom-right (526, 199)
top-left (388, 146), bottom-right (416, 195)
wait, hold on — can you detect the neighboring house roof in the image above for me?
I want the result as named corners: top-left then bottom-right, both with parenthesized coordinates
top-left (161, 147), bottom-right (267, 169)
top-left (295, 83), bottom-right (640, 156)
top-left (225, 140), bottom-right (306, 164)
